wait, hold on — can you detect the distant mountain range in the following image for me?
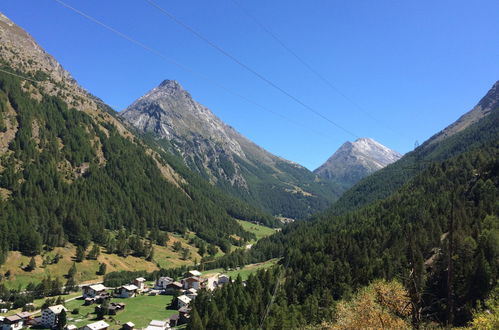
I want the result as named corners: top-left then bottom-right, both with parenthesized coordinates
top-left (314, 137), bottom-right (401, 188)
top-left (120, 80), bottom-right (400, 219)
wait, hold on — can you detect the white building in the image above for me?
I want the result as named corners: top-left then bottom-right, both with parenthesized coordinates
top-left (184, 270), bottom-right (202, 278)
top-left (40, 305), bottom-right (67, 328)
top-left (176, 295), bottom-right (191, 309)
top-left (82, 284), bottom-right (107, 298)
top-left (145, 320), bottom-right (170, 330)
top-left (155, 276), bottom-right (173, 289)
top-left (115, 284), bottom-right (139, 298)
top-left (133, 277), bottom-right (146, 291)
top-left (83, 320), bottom-right (109, 330)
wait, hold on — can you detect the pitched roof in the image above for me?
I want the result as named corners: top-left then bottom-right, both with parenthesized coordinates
top-left (121, 284), bottom-right (139, 291)
top-left (177, 295), bottom-right (191, 304)
top-left (84, 320), bottom-right (110, 330)
top-left (187, 270), bottom-right (201, 276)
top-left (125, 322), bottom-right (135, 327)
top-left (149, 320), bottom-right (168, 327)
top-left (184, 276), bottom-right (200, 282)
top-left (47, 304), bottom-right (67, 314)
top-left (5, 315), bottom-right (22, 322)
top-left (135, 277), bottom-right (146, 282)
top-left (86, 284), bottom-right (107, 291)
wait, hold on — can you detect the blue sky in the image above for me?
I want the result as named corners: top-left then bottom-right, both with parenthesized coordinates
top-left (2, 0), bottom-right (498, 170)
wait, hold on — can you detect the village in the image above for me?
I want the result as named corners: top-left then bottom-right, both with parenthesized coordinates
top-left (0, 270), bottom-right (232, 330)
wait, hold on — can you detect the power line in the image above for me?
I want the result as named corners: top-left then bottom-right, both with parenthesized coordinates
top-left (0, 68), bottom-right (40, 83)
top-left (143, 0), bottom-right (358, 139)
top-left (229, 0), bottom-right (409, 140)
top-left (51, 0), bottom-right (332, 140)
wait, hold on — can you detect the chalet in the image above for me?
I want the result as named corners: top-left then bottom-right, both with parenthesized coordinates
top-left (66, 325), bottom-right (78, 330)
top-left (164, 281), bottom-right (183, 294)
top-left (133, 277), bottom-right (146, 291)
top-left (82, 284), bottom-right (107, 298)
top-left (121, 322), bottom-right (135, 330)
top-left (15, 312), bottom-right (32, 324)
top-left (178, 307), bottom-right (191, 325)
top-left (107, 302), bottom-right (126, 315)
top-left (175, 295), bottom-right (191, 309)
top-left (155, 277), bottom-right (173, 289)
top-left (115, 284), bottom-right (139, 298)
top-left (168, 314), bottom-right (179, 328)
top-left (1, 315), bottom-right (23, 330)
top-left (185, 288), bottom-right (197, 300)
top-left (40, 304), bottom-right (67, 328)
top-left (183, 270), bottom-right (201, 278)
top-left (145, 320), bottom-right (170, 330)
top-left (83, 320), bottom-right (110, 330)
top-left (181, 277), bottom-right (201, 290)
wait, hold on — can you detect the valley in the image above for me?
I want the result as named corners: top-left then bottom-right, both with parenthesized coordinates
top-left (0, 4), bottom-right (497, 330)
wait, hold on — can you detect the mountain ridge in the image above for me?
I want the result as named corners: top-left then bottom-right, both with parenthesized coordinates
top-left (313, 137), bottom-right (401, 187)
top-left (121, 79), bottom-right (343, 219)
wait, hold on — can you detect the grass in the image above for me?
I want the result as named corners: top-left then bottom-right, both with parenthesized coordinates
top-left (236, 220), bottom-right (276, 243)
top-left (65, 294), bottom-right (176, 329)
top-left (0, 234), bottom-right (202, 289)
top-left (202, 258), bottom-right (280, 281)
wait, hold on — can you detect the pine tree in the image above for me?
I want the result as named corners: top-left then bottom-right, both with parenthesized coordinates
top-left (26, 257), bottom-right (36, 272)
top-left (67, 262), bottom-right (77, 279)
top-left (97, 263), bottom-right (107, 275)
top-left (56, 309), bottom-right (67, 330)
top-left (75, 246), bottom-right (85, 262)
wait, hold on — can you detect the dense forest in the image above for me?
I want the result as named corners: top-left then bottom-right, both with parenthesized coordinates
top-left (0, 69), bottom-right (269, 264)
top-left (190, 139), bottom-right (498, 328)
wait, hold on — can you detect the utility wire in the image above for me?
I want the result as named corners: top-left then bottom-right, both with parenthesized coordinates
top-left (229, 0), bottom-right (409, 139)
top-left (0, 68), bottom-right (40, 83)
top-left (51, 0), bottom-right (332, 140)
top-left (143, 0), bottom-right (358, 139)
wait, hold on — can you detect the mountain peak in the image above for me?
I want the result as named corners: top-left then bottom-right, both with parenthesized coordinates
top-left (158, 79), bottom-right (182, 89)
top-left (314, 138), bottom-right (401, 187)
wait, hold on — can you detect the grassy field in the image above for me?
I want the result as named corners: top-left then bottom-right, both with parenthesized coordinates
top-left (236, 220), bottom-right (276, 243)
top-left (0, 234), bottom-right (202, 289)
top-left (65, 294), bottom-right (176, 329)
top-left (202, 258), bottom-right (280, 281)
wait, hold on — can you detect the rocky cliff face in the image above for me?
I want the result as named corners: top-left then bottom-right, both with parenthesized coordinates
top-left (121, 80), bottom-right (342, 218)
top-left (314, 138), bottom-right (401, 187)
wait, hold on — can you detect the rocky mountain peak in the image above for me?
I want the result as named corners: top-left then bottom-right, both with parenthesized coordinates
top-left (314, 138), bottom-right (401, 187)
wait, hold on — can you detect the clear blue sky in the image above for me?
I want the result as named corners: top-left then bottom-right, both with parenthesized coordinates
top-left (2, 0), bottom-right (498, 170)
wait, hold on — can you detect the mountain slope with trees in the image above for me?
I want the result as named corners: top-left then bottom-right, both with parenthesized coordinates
top-left (0, 12), bottom-right (272, 265)
top-left (189, 83), bottom-right (499, 328)
top-left (328, 80), bottom-right (499, 216)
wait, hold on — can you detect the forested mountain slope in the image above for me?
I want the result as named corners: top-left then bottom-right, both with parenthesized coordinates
top-left (328, 80), bottom-right (499, 215)
top-left (196, 133), bottom-right (498, 329)
top-left (121, 80), bottom-right (343, 219)
top-left (0, 12), bottom-right (264, 264)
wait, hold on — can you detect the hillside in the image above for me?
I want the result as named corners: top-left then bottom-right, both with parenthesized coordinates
top-left (121, 80), bottom-right (342, 219)
top-left (0, 12), bottom-right (264, 265)
top-left (327, 80), bottom-right (499, 215)
top-left (314, 137), bottom-right (401, 188)
top-left (199, 129), bottom-right (499, 328)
